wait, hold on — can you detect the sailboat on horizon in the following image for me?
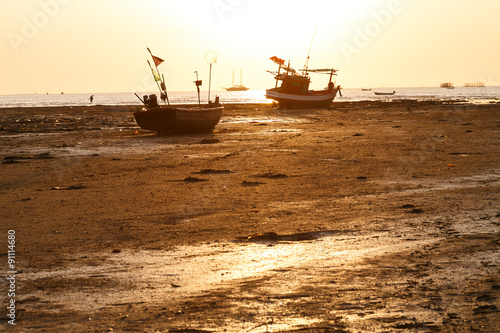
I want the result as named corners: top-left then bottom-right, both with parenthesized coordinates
top-left (223, 69), bottom-right (249, 91)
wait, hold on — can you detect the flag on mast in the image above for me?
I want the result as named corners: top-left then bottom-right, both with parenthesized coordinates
top-left (270, 56), bottom-right (285, 65)
top-left (152, 70), bottom-right (161, 82)
top-left (147, 60), bottom-right (162, 82)
top-left (152, 55), bottom-right (164, 67)
top-left (147, 47), bottom-right (164, 67)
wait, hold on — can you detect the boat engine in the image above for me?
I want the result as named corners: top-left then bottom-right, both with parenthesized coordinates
top-left (143, 94), bottom-right (159, 108)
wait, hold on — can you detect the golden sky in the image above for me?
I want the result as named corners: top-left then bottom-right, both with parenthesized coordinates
top-left (1, 0), bottom-right (499, 94)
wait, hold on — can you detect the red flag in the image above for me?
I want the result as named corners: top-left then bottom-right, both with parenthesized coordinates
top-left (151, 55), bottom-right (164, 67)
top-left (270, 56), bottom-right (285, 65)
top-left (147, 48), bottom-right (165, 66)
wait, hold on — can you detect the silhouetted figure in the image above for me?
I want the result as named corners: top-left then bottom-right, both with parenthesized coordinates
top-left (89, 95), bottom-right (94, 103)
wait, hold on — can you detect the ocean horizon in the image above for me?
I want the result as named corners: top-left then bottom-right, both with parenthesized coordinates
top-left (1, 86), bottom-right (499, 108)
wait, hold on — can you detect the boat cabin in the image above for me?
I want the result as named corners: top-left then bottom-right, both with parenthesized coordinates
top-left (277, 74), bottom-right (310, 94)
top-left (269, 57), bottom-right (338, 96)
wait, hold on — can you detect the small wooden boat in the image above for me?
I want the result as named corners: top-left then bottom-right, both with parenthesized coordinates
top-left (133, 49), bottom-right (223, 133)
top-left (265, 56), bottom-right (341, 108)
top-left (374, 91), bottom-right (396, 96)
top-left (133, 98), bottom-right (223, 133)
top-left (361, 88), bottom-right (372, 91)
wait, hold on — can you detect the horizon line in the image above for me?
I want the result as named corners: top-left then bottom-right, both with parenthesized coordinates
top-left (2, 85), bottom-right (499, 96)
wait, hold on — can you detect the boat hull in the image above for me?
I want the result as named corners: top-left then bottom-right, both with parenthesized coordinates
top-left (224, 87), bottom-right (249, 91)
top-left (133, 105), bottom-right (223, 132)
top-left (265, 88), bottom-right (338, 108)
top-left (374, 91), bottom-right (396, 96)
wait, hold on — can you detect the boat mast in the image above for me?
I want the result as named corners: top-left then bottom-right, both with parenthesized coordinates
top-left (208, 64), bottom-right (212, 102)
top-left (205, 51), bottom-right (217, 103)
top-left (276, 64), bottom-right (281, 88)
top-left (194, 71), bottom-right (202, 106)
top-left (147, 60), bottom-right (163, 100)
top-left (303, 22), bottom-right (319, 75)
top-left (240, 68), bottom-right (243, 86)
top-left (147, 48), bottom-right (169, 105)
top-left (161, 74), bottom-right (170, 105)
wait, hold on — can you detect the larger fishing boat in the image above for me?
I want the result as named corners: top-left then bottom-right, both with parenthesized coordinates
top-left (265, 56), bottom-right (341, 108)
top-left (133, 49), bottom-right (223, 133)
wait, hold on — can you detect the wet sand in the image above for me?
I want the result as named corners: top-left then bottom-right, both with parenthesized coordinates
top-left (1, 101), bottom-right (499, 332)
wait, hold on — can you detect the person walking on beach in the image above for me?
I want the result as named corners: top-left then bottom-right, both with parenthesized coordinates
top-left (89, 95), bottom-right (94, 103)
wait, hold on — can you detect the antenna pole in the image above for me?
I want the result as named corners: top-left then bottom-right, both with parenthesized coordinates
top-left (304, 21), bottom-right (319, 73)
top-left (208, 63), bottom-right (212, 103)
top-left (162, 74), bottom-right (170, 105)
top-left (134, 93), bottom-right (147, 106)
top-left (194, 71), bottom-right (201, 106)
top-left (276, 64), bottom-right (281, 88)
top-left (205, 50), bottom-right (217, 103)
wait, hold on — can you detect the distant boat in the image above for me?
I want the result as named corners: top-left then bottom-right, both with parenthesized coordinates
top-left (361, 88), bottom-right (371, 91)
top-left (440, 82), bottom-right (454, 88)
top-left (464, 82), bottom-right (486, 87)
top-left (374, 91), bottom-right (396, 96)
top-left (224, 69), bottom-right (249, 91)
top-left (265, 56), bottom-right (341, 108)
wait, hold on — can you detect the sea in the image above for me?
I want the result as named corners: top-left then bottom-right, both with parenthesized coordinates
top-left (0, 86), bottom-right (499, 108)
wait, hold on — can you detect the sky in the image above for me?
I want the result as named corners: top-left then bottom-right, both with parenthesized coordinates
top-left (1, 0), bottom-right (499, 95)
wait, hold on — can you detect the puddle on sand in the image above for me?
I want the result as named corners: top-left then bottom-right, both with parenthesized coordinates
top-left (221, 116), bottom-right (304, 124)
top-left (381, 170), bottom-right (500, 193)
top-left (0, 133), bottom-right (219, 158)
top-left (20, 231), bottom-right (437, 313)
top-left (0, 132), bottom-right (65, 139)
top-left (18, 207), bottom-right (498, 331)
top-left (0, 140), bottom-right (174, 158)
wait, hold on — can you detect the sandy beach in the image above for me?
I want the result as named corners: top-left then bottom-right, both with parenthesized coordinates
top-left (1, 100), bottom-right (499, 332)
